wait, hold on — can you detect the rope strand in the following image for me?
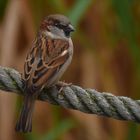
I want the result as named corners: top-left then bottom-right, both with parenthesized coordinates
top-left (0, 66), bottom-right (140, 123)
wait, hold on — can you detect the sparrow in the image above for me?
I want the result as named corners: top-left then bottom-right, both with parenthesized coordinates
top-left (15, 14), bottom-right (74, 133)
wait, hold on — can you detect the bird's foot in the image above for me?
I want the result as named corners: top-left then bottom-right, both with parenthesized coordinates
top-left (56, 81), bottom-right (72, 93)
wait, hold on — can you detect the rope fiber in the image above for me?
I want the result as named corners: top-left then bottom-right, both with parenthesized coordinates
top-left (0, 66), bottom-right (140, 123)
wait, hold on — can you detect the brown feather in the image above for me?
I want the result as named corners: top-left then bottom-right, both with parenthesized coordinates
top-left (23, 35), bottom-right (69, 93)
top-left (16, 14), bottom-right (74, 132)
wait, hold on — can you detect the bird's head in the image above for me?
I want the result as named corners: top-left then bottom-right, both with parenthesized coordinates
top-left (40, 14), bottom-right (75, 39)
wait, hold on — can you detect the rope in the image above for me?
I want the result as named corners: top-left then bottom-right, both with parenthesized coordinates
top-left (0, 66), bottom-right (140, 123)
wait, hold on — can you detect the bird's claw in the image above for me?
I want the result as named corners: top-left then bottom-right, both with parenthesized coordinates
top-left (56, 81), bottom-right (72, 93)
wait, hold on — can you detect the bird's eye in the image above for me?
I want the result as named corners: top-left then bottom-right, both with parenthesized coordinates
top-left (55, 23), bottom-right (58, 26)
top-left (54, 23), bottom-right (71, 37)
top-left (64, 30), bottom-right (70, 37)
top-left (55, 23), bottom-right (66, 29)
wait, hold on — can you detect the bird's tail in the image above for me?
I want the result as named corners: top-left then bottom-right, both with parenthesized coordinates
top-left (15, 95), bottom-right (35, 133)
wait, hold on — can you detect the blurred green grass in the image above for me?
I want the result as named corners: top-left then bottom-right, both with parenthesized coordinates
top-left (0, 0), bottom-right (8, 20)
top-left (24, 119), bottom-right (75, 140)
top-left (0, 0), bottom-right (140, 139)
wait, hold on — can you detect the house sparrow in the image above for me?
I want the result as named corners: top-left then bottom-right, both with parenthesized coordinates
top-left (15, 14), bottom-right (74, 132)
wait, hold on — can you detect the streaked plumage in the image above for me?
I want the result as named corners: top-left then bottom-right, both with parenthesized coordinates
top-left (15, 14), bottom-right (74, 132)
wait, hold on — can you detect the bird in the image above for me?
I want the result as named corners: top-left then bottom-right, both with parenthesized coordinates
top-left (15, 14), bottom-right (75, 133)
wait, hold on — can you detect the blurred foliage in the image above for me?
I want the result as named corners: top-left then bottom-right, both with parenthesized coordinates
top-left (1, 0), bottom-right (140, 139)
top-left (24, 119), bottom-right (75, 140)
top-left (47, 0), bottom-right (67, 13)
top-left (0, 0), bottom-right (8, 20)
top-left (68, 0), bottom-right (93, 27)
top-left (40, 119), bottom-right (75, 140)
top-left (126, 123), bottom-right (139, 140)
top-left (112, 0), bottom-right (140, 63)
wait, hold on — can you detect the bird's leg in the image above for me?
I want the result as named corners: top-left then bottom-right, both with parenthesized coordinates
top-left (56, 81), bottom-right (72, 93)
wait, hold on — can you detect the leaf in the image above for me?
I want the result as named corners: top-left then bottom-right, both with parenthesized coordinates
top-left (126, 123), bottom-right (138, 140)
top-left (40, 119), bottom-right (75, 140)
top-left (68, 0), bottom-right (93, 27)
top-left (47, 0), bottom-right (67, 13)
top-left (0, 0), bottom-right (8, 20)
top-left (112, 0), bottom-right (140, 60)
top-left (112, 0), bottom-right (140, 97)
top-left (23, 132), bottom-right (39, 140)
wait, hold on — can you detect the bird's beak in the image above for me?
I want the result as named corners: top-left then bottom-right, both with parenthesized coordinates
top-left (68, 24), bottom-right (75, 32)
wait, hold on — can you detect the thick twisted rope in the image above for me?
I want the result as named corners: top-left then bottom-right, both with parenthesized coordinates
top-left (0, 66), bottom-right (140, 123)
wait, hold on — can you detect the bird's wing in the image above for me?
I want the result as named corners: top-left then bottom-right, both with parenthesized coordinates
top-left (23, 37), bottom-right (69, 93)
